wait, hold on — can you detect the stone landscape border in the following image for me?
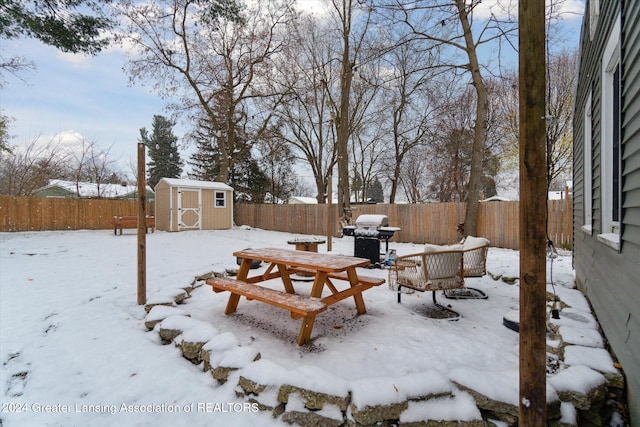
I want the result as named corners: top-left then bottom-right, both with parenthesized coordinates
top-left (143, 272), bottom-right (626, 426)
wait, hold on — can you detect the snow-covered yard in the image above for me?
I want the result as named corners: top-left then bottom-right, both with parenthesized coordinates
top-left (0, 228), bottom-right (623, 426)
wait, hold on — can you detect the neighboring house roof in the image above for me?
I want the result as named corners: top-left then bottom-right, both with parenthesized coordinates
top-left (481, 196), bottom-right (511, 202)
top-left (548, 191), bottom-right (571, 200)
top-left (288, 196), bottom-right (318, 204)
top-left (35, 180), bottom-right (154, 199)
top-left (157, 178), bottom-right (233, 191)
top-left (548, 181), bottom-right (573, 200)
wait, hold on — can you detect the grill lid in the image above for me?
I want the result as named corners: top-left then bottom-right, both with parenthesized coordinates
top-left (354, 214), bottom-right (388, 228)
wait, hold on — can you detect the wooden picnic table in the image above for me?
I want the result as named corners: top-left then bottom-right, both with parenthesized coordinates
top-left (207, 248), bottom-right (385, 345)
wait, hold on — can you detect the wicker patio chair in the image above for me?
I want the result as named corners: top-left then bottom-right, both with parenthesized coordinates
top-left (461, 236), bottom-right (490, 277)
top-left (389, 248), bottom-right (465, 318)
top-left (444, 236), bottom-right (490, 300)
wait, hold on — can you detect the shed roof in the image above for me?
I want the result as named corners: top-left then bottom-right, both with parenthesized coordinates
top-left (158, 178), bottom-right (233, 191)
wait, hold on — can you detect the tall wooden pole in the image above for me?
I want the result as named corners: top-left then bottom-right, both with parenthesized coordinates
top-left (137, 143), bottom-right (147, 305)
top-left (519, 0), bottom-right (547, 424)
top-left (327, 175), bottom-right (333, 252)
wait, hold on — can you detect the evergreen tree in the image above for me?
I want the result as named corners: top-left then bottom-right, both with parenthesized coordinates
top-left (188, 116), bottom-right (270, 203)
top-left (139, 115), bottom-right (183, 188)
top-left (1, 112), bottom-right (11, 153)
top-left (367, 177), bottom-right (384, 203)
top-left (188, 119), bottom-right (221, 182)
top-left (1, 0), bottom-right (112, 55)
top-left (232, 154), bottom-right (269, 203)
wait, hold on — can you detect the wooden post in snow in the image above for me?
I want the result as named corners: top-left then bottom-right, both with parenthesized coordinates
top-left (137, 143), bottom-right (147, 305)
top-left (518, 0), bottom-right (547, 424)
top-left (327, 175), bottom-right (333, 252)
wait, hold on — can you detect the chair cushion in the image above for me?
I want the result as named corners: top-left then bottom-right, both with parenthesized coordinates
top-left (462, 236), bottom-right (489, 251)
top-left (424, 243), bottom-right (463, 253)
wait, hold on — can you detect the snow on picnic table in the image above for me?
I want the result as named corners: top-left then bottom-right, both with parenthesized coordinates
top-left (0, 227), bottom-right (601, 426)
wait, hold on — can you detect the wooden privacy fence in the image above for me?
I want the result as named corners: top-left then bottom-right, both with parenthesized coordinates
top-left (234, 200), bottom-right (573, 250)
top-left (0, 196), bottom-right (572, 250)
top-left (0, 196), bottom-right (154, 232)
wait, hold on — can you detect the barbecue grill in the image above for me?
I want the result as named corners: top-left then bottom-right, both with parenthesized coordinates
top-left (343, 214), bottom-right (401, 265)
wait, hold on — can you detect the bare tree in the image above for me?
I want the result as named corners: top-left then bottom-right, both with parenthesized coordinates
top-left (0, 54), bottom-right (35, 88)
top-left (73, 139), bottom-right (120, 197)
top-left (117, 0), bottom-right (294, 183)
top-left (399, 144), bottom-right (430, 203)
top-left (325, 0), bottom-right (378, 224)
top-left (347, 44), bottom-right (387, 204)
top-left (257, 138), bottom-right (299, 203)
top-left (269, 15), bottom-right (338, 203)
top-left (544, 48), bottom-right (576, 190)
top-left (0, 136), bottom-right (70, 196)
top-left (377, 36), bottom-right (440, 203)
top-left (390, 0), bottom-right (517, 235)
top-left (495, 47), bottom-right (577, 193)
top-left (425, 82), bottom-right (502, 202)
top-left (349, 116), bottom-right (385, 203)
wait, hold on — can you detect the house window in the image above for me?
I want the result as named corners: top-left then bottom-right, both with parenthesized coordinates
top-left (215, 191), bottom-right (226, 208)
top-left (583, 92), bottom-right (593, 233)
top-left (612, 65), bottom-right (621, 225)
top-left (598, 14), bottom-right (621, 249)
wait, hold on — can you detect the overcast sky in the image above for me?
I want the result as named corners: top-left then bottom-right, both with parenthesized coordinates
top-left (1, 0), bottom-right (584, 180)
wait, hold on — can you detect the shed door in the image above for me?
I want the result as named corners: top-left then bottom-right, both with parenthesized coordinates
top-left (177, 188), bottom-right (201, 230)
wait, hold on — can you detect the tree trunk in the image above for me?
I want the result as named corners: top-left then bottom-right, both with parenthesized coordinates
top-left (456, 0), bottom-right (488, 237)
top-left (337, 5), bottom-right (353, 225)
top-left (316, 175), bottom-right (326, 204)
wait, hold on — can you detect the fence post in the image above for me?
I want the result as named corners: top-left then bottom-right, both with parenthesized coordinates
top-left (327, 175), bottom-right (333, 251)
top-left (137, 143), bottom-right (147, 306)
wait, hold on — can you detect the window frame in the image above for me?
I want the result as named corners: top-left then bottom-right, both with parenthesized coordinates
top-left (582, 92), bottom-right (593, 234)
top-left (598, 13), bottom-right (622, 250)
top-left (215, 191), bottom-right (226, 208)
top-left (589, 0), bottom-right (600, 41)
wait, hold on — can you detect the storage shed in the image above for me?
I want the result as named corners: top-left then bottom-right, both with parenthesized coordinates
top-left (154, 178), bottom-right (234, 231)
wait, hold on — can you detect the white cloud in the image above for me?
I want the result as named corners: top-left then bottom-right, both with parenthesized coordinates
top-left (295, 0), bottom-right (330, 17)
top-left (55, 51), bottom-right (94, 68)
top-left (51, 130), bottom-right (86, 152)
top-left (471, 0), bottom-right (585, 21)
top-left (471, 0), bottom-right (518, 20)
top-left (553, 0), bottom-right (586, 20)
top-left (27, 130), bottom-right (87, 159)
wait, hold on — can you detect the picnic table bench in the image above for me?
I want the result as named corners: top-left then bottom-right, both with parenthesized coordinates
top-left (113, 216), bottom-right (155, 235)
top-left (288, 267), bottom-right (384, 291)
top-left (207, 277), bottom-right (327, 345)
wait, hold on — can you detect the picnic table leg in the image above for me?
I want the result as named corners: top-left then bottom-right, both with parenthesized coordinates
top-left (277, 264), bottom-right (296, 294)
top-left (224, 258), bottom-right (254, 313)
top-left (310, 271), bottom-right (328, 298)
top-left (346, 268), bottom-right (367, 314)
top-left (236, 258), bottom-right (253, 281)
top-left (297, 314), bottom-right (317, 345)
top-left (225, 293), bottom-right (241, 315)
